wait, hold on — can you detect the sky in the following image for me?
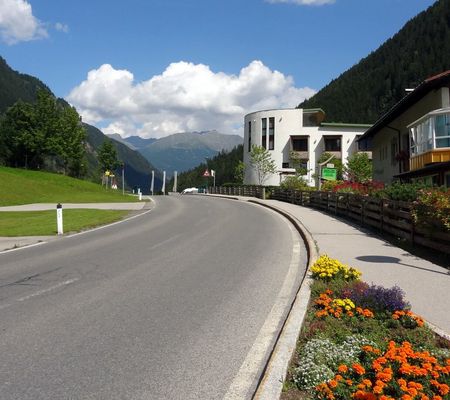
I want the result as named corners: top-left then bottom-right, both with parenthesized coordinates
top-left (0, 0), bottom-right (437, 138)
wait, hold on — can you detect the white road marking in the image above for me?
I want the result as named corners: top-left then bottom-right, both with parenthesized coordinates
top-left (16, 278), bottom-right (79, 302)
top-left (223, 217), bottom-right (302, 400)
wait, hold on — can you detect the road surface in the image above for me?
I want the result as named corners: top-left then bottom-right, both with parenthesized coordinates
top-left (0, 195), bottom-right (307, 400)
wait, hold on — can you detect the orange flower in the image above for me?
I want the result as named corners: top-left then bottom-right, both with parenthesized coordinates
top-left (338, 364), bottom-right (348, 373)
top-left (352, 363), bottom-right (366, 375)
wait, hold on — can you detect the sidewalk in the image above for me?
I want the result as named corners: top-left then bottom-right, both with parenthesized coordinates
top-left (0, 201), bottom-right (148, 253)
top-left (212, 195), bottom-right (450, 335)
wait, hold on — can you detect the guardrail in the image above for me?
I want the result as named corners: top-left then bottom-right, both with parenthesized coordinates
top-left (209, 186), bottom-right (450, 255)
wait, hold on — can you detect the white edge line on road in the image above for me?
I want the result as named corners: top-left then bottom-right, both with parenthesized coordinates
top-left (0, 240), bottom-right (48, 254)
top-left (65, 207), bottom-right (154, 239)
top-left (223, 213), bottom-right (302, 400)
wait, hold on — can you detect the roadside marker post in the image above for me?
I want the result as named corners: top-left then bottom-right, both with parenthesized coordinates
top-left (56, 203), bottom-right (63, 235)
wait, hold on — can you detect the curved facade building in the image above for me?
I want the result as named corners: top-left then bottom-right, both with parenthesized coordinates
top-left (243, 108), bottom-right (370, 187)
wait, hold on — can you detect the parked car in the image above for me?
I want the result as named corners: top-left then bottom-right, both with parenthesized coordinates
top-left (181, 187), bottom-right (199, 194)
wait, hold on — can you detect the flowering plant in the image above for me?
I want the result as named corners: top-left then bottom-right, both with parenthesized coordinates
top-left (392, 310), bottom-right (425, 329)
top-left (412, 189), bottom-right (450, 231)
top-left (331, 181), bottom-right (384, 196)
top-left (342, 282), bottom-right (410, 314)
top-left (311, 255), bottom-right (361, 282)
top-left (293, 336), bottom-right (377, 390)
top-left (315, 290), bottom-right (374, 319)
top-left (315, 341), bottom-right (450, 399)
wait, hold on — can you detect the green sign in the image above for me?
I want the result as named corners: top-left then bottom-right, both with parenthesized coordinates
top-left (322, 168), bottom-right (337, 181)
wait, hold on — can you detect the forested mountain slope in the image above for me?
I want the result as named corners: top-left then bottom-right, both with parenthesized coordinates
top-left (299, 0), bottom-right (450, 123)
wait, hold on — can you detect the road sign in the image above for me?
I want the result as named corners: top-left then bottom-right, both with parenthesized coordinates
top-left (326, 163), bottom-right (335, 168)
top-left (322, 168), bottom-right (337, 181)
top-left (203, 169), bottom-right (210, 177)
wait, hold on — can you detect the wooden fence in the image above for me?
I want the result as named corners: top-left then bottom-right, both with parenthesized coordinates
top-left (209, 185), bottom-right (265, 198)
top-left (209, 186), bottom-right (450, 255)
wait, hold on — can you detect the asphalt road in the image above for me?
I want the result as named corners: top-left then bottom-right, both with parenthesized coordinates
top-left (0, 195), bottom-right (307, 400)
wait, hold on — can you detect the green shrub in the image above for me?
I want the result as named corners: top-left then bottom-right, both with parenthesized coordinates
top-left (374, 182), bottom-right (432, 201)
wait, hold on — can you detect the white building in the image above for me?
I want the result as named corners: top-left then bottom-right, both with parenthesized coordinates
top-left (243, 108), bottom-right (371, 187)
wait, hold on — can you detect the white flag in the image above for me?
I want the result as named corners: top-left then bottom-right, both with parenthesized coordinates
top-left (211, 170), bottom-right (215, 177)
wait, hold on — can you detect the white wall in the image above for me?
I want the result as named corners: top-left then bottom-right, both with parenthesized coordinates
top-left (243, 108), bottom-right (368, 186)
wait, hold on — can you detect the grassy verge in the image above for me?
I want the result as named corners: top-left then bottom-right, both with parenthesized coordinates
top-left (0, 209), bottom-right (129, 236)
top-left (0, 166), bottom-right (140, 206)
top-left (281, 255), bottom-right (450, 400)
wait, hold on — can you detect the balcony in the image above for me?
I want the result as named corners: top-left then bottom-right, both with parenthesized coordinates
top-left (289, 150), bottom-right (309, 161)
top-left (324, 151), bottom-right (342, 160)
top-left (410, 149), bottom-right (450, 171)
top-left (409, 108), bottom-right (450, 171)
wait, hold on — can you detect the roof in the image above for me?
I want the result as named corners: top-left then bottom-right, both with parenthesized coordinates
top-left (321, 122), bottom-right (372, 129)
top-left (359, 70), bottom-right (450, 141)
top-left (395, 161), bottom-right (450, 180)
top-left (303, 108), bottom-right (325, 114)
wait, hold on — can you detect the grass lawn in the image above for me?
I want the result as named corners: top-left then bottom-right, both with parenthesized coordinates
top-left (0, 209), bottom-right (129, 236)
top-left (0, 166), bottom-right (140, 206)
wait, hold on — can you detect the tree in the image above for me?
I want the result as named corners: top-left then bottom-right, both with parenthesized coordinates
top-left (58, 106), bottom-right (87, 177)
top-left (234, 160), bottom-right (245, 184)
top-left (344, 152), bottom-right (372, 183)
top-left (0, 100), bottom-right (41, 168)
top-left (98, 139), bottom-right (118, 172)
top-left (249, 144), bottom-right (277, 186)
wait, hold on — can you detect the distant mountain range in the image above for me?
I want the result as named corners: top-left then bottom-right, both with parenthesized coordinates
top-left (108, 130), bottom-right (243, 176)
top-left (0, 55), bottom-right (161, 192)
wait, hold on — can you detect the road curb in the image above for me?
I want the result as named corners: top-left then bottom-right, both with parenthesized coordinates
top-left (246, 201), bottom-right (318, 400)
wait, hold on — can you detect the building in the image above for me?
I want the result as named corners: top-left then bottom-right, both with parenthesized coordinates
top-left (358, 71), bottom-right (450, 187)
top-left (243, 108), bottom-right (370, 187)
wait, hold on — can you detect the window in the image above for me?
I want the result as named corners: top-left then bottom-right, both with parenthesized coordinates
top-left (269, 117), bottom-right (275, 150)
top-left (303, 113), bottom-right (319, 127)
top-left (248, 121), bottom-right (252, 152)
top-left (410, 111), bottom-right (450, 155)
top-left (324, 136), bottom-right (341, 152)
top-left (282, 162), bottom-right (289, 168)
top-left (292, 137), bottom-right (308, 151)
top-left (262, 118), bottom-right (267, 149)
top-left (435, 114), bottom-right (450, 148)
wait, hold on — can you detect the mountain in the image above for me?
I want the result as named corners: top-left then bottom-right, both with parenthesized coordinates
top-left (137, 130), bottom-right (243, 175)
top-left (172, 144), bottom-right (243, 191)
top-left (84, 124), bottom-right (162, 193)
top-left (298, 0), bottom-right (450, 124)
top-left (0, 56), bottom-right (52, 114)
top-left (0, 55), bottom-right (160, 192)
top-left (106, 133), bottom-right (137, 150)
top-left (122, 135), bottom-right (157, 149)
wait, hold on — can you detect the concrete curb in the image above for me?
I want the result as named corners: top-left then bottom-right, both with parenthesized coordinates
top-left (247, 201), bottom-right (318, 400)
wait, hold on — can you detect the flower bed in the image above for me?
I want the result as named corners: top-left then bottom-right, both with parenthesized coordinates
top-left (281, 255), bottom-right (450, 400)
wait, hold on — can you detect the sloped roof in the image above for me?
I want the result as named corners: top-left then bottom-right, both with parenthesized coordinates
top-left (359, 70), bottom-right (450, 140)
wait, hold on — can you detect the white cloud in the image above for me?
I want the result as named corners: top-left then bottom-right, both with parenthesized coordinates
top-left (0, 0), bottom-right (47, 44)
top-left (67, 61), bottom-right (316, 139)
top-left (55, 22), bottom-right (69, 33)
top-left (265, 0), bottom-right (335, 5)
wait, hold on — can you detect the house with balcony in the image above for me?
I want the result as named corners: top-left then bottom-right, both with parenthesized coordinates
top-left (358, 71), bottom-right (450, 187)
top-left (243, 108), bottom-right (371, 187)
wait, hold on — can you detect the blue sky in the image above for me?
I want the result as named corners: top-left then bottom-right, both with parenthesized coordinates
top-left (0, 0), bottom-right (437, 138)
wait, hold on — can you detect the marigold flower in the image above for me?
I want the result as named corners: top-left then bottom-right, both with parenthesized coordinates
top-left (352, 363), bottom-right (366, 375)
